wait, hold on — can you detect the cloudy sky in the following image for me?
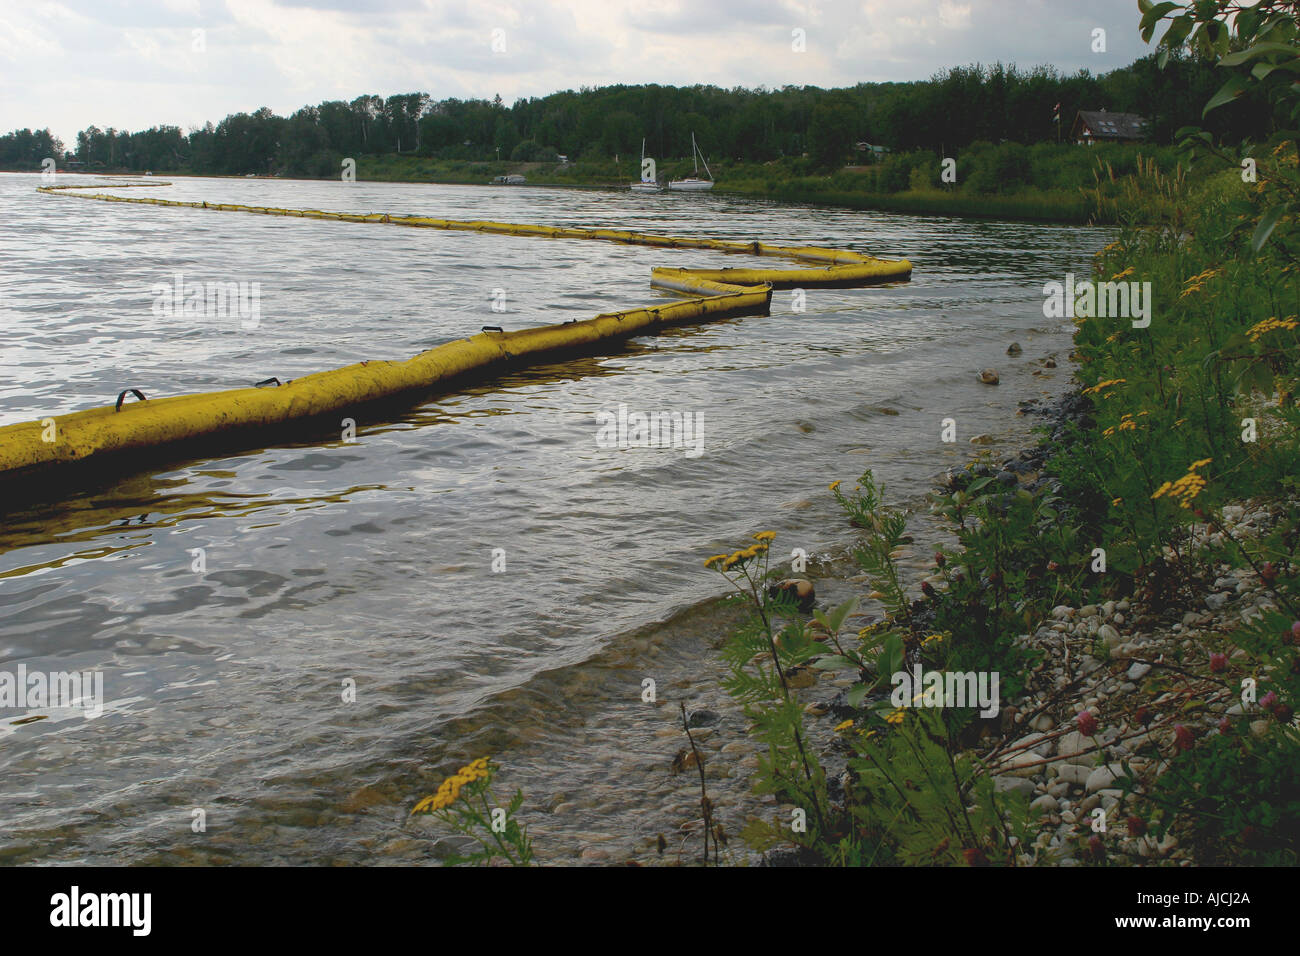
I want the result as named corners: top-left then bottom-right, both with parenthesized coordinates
top-left (2, 0), bottom-right (1162, 145)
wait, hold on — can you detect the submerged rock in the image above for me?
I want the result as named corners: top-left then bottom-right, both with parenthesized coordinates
top-left (769, 578), bottom-right (816, 613)
top-left (1007, 342), bottom-right (1023, 356)
top-left (979, 368), bottom-right (1000, 385)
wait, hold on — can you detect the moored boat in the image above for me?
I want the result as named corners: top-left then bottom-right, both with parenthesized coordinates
top-left (667, 132), bottom-right (713, 192)
top-left (630, 138), bottom-right (662, 192)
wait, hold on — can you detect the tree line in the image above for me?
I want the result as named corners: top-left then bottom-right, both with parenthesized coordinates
top-left (1, 53), bottom-right (1278, 177)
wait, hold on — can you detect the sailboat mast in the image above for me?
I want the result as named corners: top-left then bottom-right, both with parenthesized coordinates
top-left (694, 133), bottom-right (713, 181)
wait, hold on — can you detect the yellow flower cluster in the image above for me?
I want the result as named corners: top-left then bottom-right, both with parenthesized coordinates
top-left (413, 757), bottom-right (491, 813)
top-left (828, 480), bottom-right (842, 493)
top-left (1152, 458), bottom-right (1212, 509)
top-left (1102, 411), bottom-right (1147, 437)
top-left (834, 719), bottom-right (855, 733)
top-left (1247, 315), bottom-right (1299, 343)
top-left (921, 633), bottom-right (945, 646)
top-left (1082, 378), bottom-right (1127, 397)
top-left (884, 708), bottom-right (906, 725)
top-left (1110, 266), bottom-right (1135, 280)
top-left (1179, 267), bottom-right (1222, 299)
top-left (704, 537), bottom-right (771, 570)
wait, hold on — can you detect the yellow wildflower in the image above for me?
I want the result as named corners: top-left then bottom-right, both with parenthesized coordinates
top-left (1111, 266), bottom-right (1135, 280)
top-left (703, 554), bottom-right (728, 569)
top-left (1112, 497), bottom-right (1123, 507)
top-left (834, 719), bottom-right (854, 733)
top-left (1082, 378), bottom-right (1127, 396)
top-left (1152, 460), bottom-right (1211, 509)
top-left (829, 480), bottom-right (842, 493)
top-left (753, 531), bottom-right (776, 542)
top-left (885, 708), bottom-right (906, 725)
top-left (1247, 315), bottom-right (1299, 342)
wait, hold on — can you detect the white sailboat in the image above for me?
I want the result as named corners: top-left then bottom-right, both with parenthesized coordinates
top-left (630, 138), bottom-right (663, 192)
top-left (667, 132), bottom-right (713, 192)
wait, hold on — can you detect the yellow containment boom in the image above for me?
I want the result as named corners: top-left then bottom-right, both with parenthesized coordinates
top-left (1, 183), bottom-right (912, 491)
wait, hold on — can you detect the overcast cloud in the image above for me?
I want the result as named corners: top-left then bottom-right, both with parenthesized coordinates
top-left (0, 0), bottom-right (1162, 145)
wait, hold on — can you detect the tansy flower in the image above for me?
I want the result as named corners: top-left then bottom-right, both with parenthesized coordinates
top-left (703, 554), bottom-right (728, 569)
top-left (1082, 378), bottom-right (1127, 396)
top-left (413, 757), bottom-right (493, 813)
top-left (1112, 497), bottom-right (1123, 506)
top-left (834, 719), bottom-right (854, 733)
top-left (1111, 266), bottom-right (1134, 280)
top-left (828, 480), bottom-right (842, 493)
top-left (1244, 316), bottom-right (1298, 343)
top-left (1153, 459), bottom-right (1211, 508)
top-left (753, 531), bottom-right (776, 542)
top-left (885, 708), bottom-right (906, 725)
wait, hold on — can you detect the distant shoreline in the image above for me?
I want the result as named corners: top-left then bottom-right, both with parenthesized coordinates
top-left (5, 162), bottom-right (1112, 227)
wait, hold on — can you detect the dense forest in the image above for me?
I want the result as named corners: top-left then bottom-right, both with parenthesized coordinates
top-left (0, 53), bottom-right (1278, 177)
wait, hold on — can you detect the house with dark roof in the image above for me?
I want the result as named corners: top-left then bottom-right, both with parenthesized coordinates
top-left (1071, 110), bottom-right (1149, 145)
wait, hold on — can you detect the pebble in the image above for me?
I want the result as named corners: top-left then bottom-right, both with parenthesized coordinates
top-left (1057, 731), bottom-right (1093, 765)
top-left (1030, 793), bottom-right (1056, 814)
top-left (1053, 764), bottom-right (1090, 786)
top-left (1007, 342), bottom-right (1023, 355)
top-left (994, 775), bottom-right (1036, 797)
top-left (1011, 731), bottom-right (1054, 757)
top-left (979, 369), bottom-right (1000, 385)
top-left (1085, 764), bottom-right (1128, 793)
top-left (1126, 662), bottom-right (1152, 681)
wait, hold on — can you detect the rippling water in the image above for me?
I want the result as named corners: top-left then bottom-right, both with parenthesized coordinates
top-left (0, 172), bottom-right (1111, 864)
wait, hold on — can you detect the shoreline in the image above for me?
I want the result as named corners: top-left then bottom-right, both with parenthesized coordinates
top-left (4, 164), bottom-right (1106, 226)
top-left (671, 380), bottom-right (1294, 868)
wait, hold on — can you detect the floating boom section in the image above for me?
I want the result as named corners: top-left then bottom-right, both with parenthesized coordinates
top-left (0, 184), bottom-right (912, 489)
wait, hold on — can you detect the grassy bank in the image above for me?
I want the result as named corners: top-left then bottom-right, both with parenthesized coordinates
top-left (696, 139), bottom-right (1299, 865)
top-left (357, 143), bottom-right (1198, 224)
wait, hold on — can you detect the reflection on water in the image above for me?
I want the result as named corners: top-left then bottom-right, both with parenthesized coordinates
top-left (0, 172), bottom-right (1110, 863)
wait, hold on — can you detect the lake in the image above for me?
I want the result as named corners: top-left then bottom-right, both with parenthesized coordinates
top-left (0, 173), bottom-right (1110, 863)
